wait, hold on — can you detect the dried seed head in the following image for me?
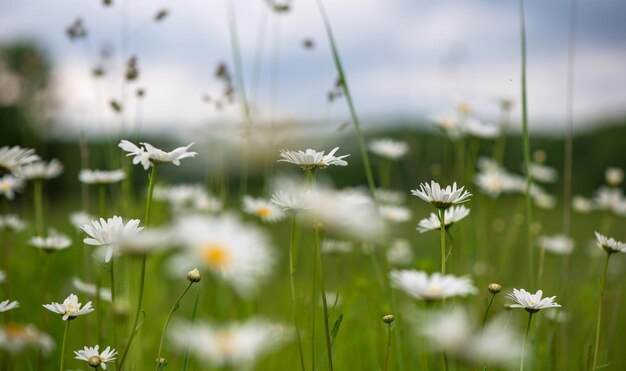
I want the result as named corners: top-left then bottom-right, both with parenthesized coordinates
top-left (488, 283), bottom-right (502, 294)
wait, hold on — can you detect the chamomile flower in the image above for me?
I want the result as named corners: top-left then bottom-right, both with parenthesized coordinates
top-left (0, 323), bottom-right (54, 354)
top-left (72, 277), bottom-right (112, 302)
top-left (539, 235), bottom-right (574, 255)
top-left (0, 214), bottom-right (26, 232)
top-left (118, 140), bottom-right (197, 170)
top-left (594, 232), bottom-right (626, 254)
top-left (81, 216), bottom-right (143, 263)
top-left (0, 175), bottom-right (25, 200)
top-left (379, 205), bottom-right (412, 223)
top-left (417, 205), bottom-right (470, 233)
top-left (0, 300), bottom-right (19, 312)
top-left (0, 146), bottom-right (39, 174)
top-left (271, 189), bottom-right (307, 213)
top-left (79, 169), bottom-right (125, 184)
top-left (74, 345), bottom-right (117, 369)
top-left (507, 288), bottom-right (561, 313)
top-left (389, 270), bottom-right (477, 301)
top-left (411, 181), bottom-right (471, 209)
top-left (29, 233), bottom-right (72, 252)
top-left (605, 167), bottom-right (624, 187)
top-left (154, 184), bottom-right (222, 213)
top-left (242, 196), bottom-right (285, 223)
top-left (368, 138), bottom-right (409, 160)
top-left (278, 147), bottom-right (349, 170)
top-left (18, 159), bottom-right (63, 180)
top-left (172, 214), bottom-right (275, 295)
top-left (43, 293), bottom-right (94, 321)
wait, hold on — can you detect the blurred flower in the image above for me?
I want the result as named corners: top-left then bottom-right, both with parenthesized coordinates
top-left (533, 191), bottom-right (556, 210)
top-left (527, 163), bottom-right (558, 183)
top-left (368, 138), bottom-right (409, 160)
top-left (74, 345), bottom-right (117, 369)
top-left (115, 228), bottom-right (173, 257)
top-left (278, 147), bottom-right (349, 170)
top-left (69, 211), bottom-right (95, 230)
top-left (17, 159), bottom-right (63, 180)
top-left (572, 195), bottom-right (593, 213)
top-left (431, 112), bottom-right (462, 139)
top-left (72, 277), bottom-right (112, 302)
top-left (539, 235), bottom-right (574, 255)
top-left (374, 188), bottom-right (405, 204)
top-left (81, 216), bottom-right (143, 263)
top-left (172, 214), bottom-right (275, 295)
top-left (154, 184), bottom-right (222, 213)
top-left (464, 118), bottom-right (498, 139)
top-left (593, 187), bottom-right (626, 215)
top-left (79, 169), bottom-right (125, 184)
top-left (417, 205), bottom-right (470, 233)
top-left (242, 196), bottom-right (285, 223)
top-left (118, 140), bottom-right (197, 170)
top-left (271, 190), bottom-right (306, 213)
top-left (386, 239), bottom-right (414, 266)
top-left (507, 288), bottom-right (561, 313)
top-left (605, 167), bottom-right (624, 187)
top-left (390, 270), bottom-right (477, 301)
top-left (0, 323), bottom-right (54, 354)
top-left (379, 205), bottom-right (412, 223)
top-left (170, 319), bottom-right (291, 366)
top-left (43, 293), bottom-right (94, 321)
top-left (321, 239), bottom-right (352, 255)
top-left (0, 300), bottom-right (19, 312)
top-left (0, 146), bottom-right (39, 174)
top-left (0, 175), bottom-right (25, 200)
top-left (29, 233), bottom-right (72, 252)
top-left (474, 167), bottom-right (523, 198)
top-left (594, 231), bottom-right (626, 254)
top-left (411, 181), bottom-right (471, 209)
top-left (545, 309), bottom-right (570, 323)
top-left (0, 214), bottom-right (26, 232)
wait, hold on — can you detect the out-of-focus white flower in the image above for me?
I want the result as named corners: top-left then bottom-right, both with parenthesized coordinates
top-left (411, 181), bottom-right (471, 209)
top-left (0, 323), bottom-right (54, 354)
top-left (74, 345), bottom-right (117, 369)
top-left (386, 239), bottom-right (414, 266)
top-left (594, 231), bottom-right (626, 254)
top-left (0, 146), bottom-right (39, 174)
top-left (527, 163), bottom-right (558, 183)
top-left (17, 159), bottom-right (63, 180)
top-left (72, 277), bottom-right (112, 302)
top-left (431, 112), bottom-right (462, 139)
top-left (271, 190), bottom-right (306, 213)
top-left (533, 191), bottom-right (556, 210)
top-left (321, 239), bottom-right (353, 255)
top-left (118, 140), bottom-right (197, 170)
top-left (0, 300), bottom-right (19, 313)
top-left (379, 205), bottom-right (412, 223)
top-left (605, 167), bottom-right (624, 187)
top-left (115, 228), bottom-right (173, 257)
top-left (474, 160), bottom-right (525, 198)
top-left (539, 235), bottom-right (574, 255)
top-left (464, 118), bottom-right (498, 139)
top-left (0, 214), bottom-right (26, 232)
top-left (507, 288), bottom-right (561, 313)
top-left (29, 233), bottom-right (72, 252)
top-left (390, 270), bottom-right (477, 301)
top-left (242, 196), bottom-right (285, 223)
top-left (417, 205), bottom-right (470, 233)
top-left (545, 309), bottom-right (570, 323)
top-left (69, 211), bottom-right (95, 230)
top-left (43, 293), bottom-right (94, 321)
top-left (153, 184), bottom-right (222, 213)
top-left (170, 319), bottom-right (291, 367)
top-left (81, 216), bottom-right (143, 263)
top-left (368, 138), bottom-right (409, 160)
top-left (172, 214), bottom-right (275, 295)
top-left (0, 175), bottom-right (25, 200)
top-left (0, 271), bottom-right (4, 283)
top-left (278, 147), bottom-right (349, 170)
top-left (79, 169), bottom-right (125, 184)
top-left (572, 196), bottom-right (593, 213)
top-left (374, 188), bottom-right (406, 204)
top-left (593, 187), bottom-right (626, 215)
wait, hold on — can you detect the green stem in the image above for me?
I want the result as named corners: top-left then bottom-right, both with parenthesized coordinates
top-left (310, 234), bottom-right (317, 371)
top-left (59, 320), bottom-right (70, 371)
top-left (383, 324), bottom-right (392, 371)
top-left (33, 179), bottom-right (44, 236)
top-left (520, 312), bottom-right (533, 371)
top-left (314, 0), bottom-right (376, 197)
top-left (439, 209), bottom-right (446, 275)
top-left (482, 293), bottom-right (496, 326)
top-left (110, 258), bottom-right (117, 363)
top-left (591, 253), bottom-right (611, 371)
top-left (99, 184), bottom-right (106, 217)
top-left (379, 158), bottom-right (392, 189)
top-left (155, 281), bottom-right (194, 370)
top-left (314, 227), bottom-right (333, 371)
top-left (289, 215), bottom-right (306, 371)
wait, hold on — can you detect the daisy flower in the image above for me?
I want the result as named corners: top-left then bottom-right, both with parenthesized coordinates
top-left (0, 323), bottom-right (54, 354)
top-left (0, 214), bottom-right (26, 232)
top-left (0, 300), bottom-right (19, 312)
top-left (593, 187), bottom-right (626, 215)
top-left (72, 277), bottom-right (112, 302)
top-left (389, 270), bottom-right (477, 301)
top-left (417, 205), bottom-right (470, 233)
top-left (69, 211), bottom-right (95, 230)
top-left (0, 146), bottom-right (39, 174)
top-left (464, 118), bottom-right (499, 139)
top-left (605, 167), bottom-right (624, 187)
top-left (539, 235), bottom-right (574, 255)
top-left (527, 163), bottom-right (558, 183)
top-left (507, 288), bottom-right (561, 313)
top-left (386, 239), bottom-right (414, 266)
top-left (154, 184), bottom-right (222, 213)
top-left (79, 169), bottom-right (125, 184)
top-left (172, 214), bottom-right (275, 295)
top-left (17, 159), bottom-right (63, 180)
top-left (594, 231), bottom-right (626, 254)
top-left (242, 196), bottom-right (286, 223)
top-left (74, 345), bottom-right (117, 369)
top-left (379, 205), bottom-right (412, 223)
top-left (29, 233), bottom-right (72, 252)
top-left (271, 190), bottom-right (307, 213)
top-left (474, 167), bottom-right (524, 198)
top-left (118, 140), bottom-right (197, 170)
top-left (0, 175), bottom-right (25, 200)
top-left (277, 147), bottom-right (349, 170)
top-left (572, 195), bottom-right (593, 213)
top-left (411, 181), bottom-right (471, 209)
top-left (43, 293), bottom-right (94, 320)
top-left (81, 216), bottom-right (143, 262)
top-left (430, 112), bottom-right (462, 139)
top-left (368, 138), bottom-right (409, 160)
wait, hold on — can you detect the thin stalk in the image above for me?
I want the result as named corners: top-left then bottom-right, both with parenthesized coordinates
top-left (520, 312), bottom-right (533, 371)
top-left (482, 293), bottom-right (496, 326)
top-left (383, 323), bottom-right (392, 371)
top-left (314, 227), bottom-right (333, 371)
top-left (289, 215), bottom-right (306, 371)
top-left (99, 184), bottom-right (117, 362)
top-left (33, 179), bottom-right (44, 236)
top-left (538, 240), bottom-right (545, 283)
top-left (591, 253), bottom-right (611, 371)
top-left (310, 234), bottom-right (317, 371)
top-left (155, 281), bottom-right (194, 370)
top-left (59, 320), bottom-right (70, 371)
top-left (493, 102), bottom-right (512, 165)
top-left (314, 0), bottom-right (376, 197)
top-left (438, 209), bottom-right (446, 275)
top-left (379, 158), bottom-right (392, 189)
top-left (118, 164), bottom-right (158, 369)
top-left (519, 0), bottom-right (535, 289)
top-left (99, 184), bottom-right (106, 217)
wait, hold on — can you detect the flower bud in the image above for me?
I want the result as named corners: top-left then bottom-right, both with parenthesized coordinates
top-left (156, 357), bottom-right (167, 367)
top-left (382, 314), bottom-right (395, 324)
top-left (187, 268), bottom-right (201, 283)
top-left (88, 355), bottom-right (102, 368)
top-left (488, 283), bottom-right (502, 294)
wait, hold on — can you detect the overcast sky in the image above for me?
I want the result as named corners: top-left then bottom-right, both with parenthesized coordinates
top-left (1, 0), bottom-right (626, 137)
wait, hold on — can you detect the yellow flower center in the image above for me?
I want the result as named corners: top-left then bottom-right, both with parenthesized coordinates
top-left (256, 207), bottom-right (270, 219)
top-left (426, 286), bottom-right (441, 296)
top-left (201, 244), bottom-right (230, 269)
